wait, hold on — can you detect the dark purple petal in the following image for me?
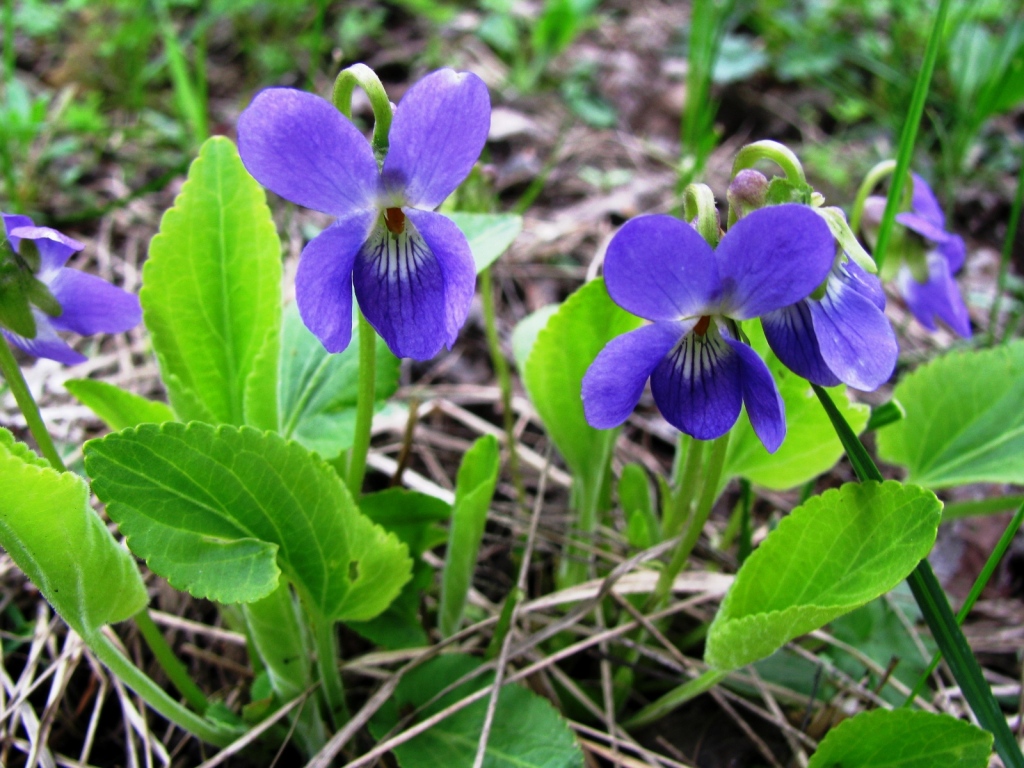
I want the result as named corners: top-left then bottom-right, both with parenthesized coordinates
top-left (715, 204), bottom-right (834, 319)
top-left (3, 319), bottom-right (86, 365)
top-left (296, 212), bottom-right (376, 353)
top-left (582, 321), bottom-right (687, 429)
top-left (761, 303), bottom-right (841, 387)
top-left (603, 215), bottom-right (720, 322)
top-left (650, 324), bottom-right (742, 440)
top-left (898, 256), bottom-right (972, 338)
top-left (8, 225), bottom-right (84, 273)
top-left (405, 209), bottom-right (476, 349)
top-left (723, 334), bottom-right (785, 453)
top-left (47, 270), bottom-right (141, 335)
top-left (909, 173), bottom-right (945, 228)
top-left (839, 259), bottom-right (886, 311)
top-left (238, 88), bottom-right (380, 216)
top-left (382, 70), bottom-right (490, 210)
top-left (810, 276), bottom-right (898, 391)
top-left (354, 209), bottom-right (473, 360)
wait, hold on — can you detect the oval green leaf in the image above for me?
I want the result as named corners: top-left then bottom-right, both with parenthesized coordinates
top-left (446, 212), bottom-right (523, 273)
top-left (141, 136), bottom-right (281, 429)
top-left (877, 341), bottom-right (1024, 487)
top-left (0, 428), bottom-right (147, 634)
top-left (705, 481), bottom-right (941, 671)
top-left (84, 423), bottom-right (411, 621)
top-left (808, 709), bottom-right (992, 768)
top-left (65, 379), bottom-right (175, 431)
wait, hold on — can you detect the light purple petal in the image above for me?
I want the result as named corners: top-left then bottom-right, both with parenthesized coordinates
top-left (404, 209), bottom-right (476, 353)
top-left (8, 225), bottom-right (84, 274)
top-left (238, 88), bottom-right (380, 216)
top-left (2, 213), bottom-right (34, 248)
top-left (354, 209), bottom-right (473, 360)
top-left (909, 173), bottom-right (945, 228)
top-left (939, 233), bottom-right (966, 273)
top-left (839, 259), bottom-right (886, 311)
top-left (898, 256), bottom-right (972, 338)
top-left (47, 270), bottom-right (141, 335)
top-left (582, 321), bottom-right (688, 429)
top-left (895, 212), bottom-right (951, 247)
top-left (715, 204), bottom-right (834, 320)
top-left (761, 303), bottom-right (840, 387)
top-left (3, 318), bottom-right (86, 365)
top-left (296, 212), bottom-right (376, 353)
top-left (650, 323), bottom-right (742, 440)
top-left (382, 70), bottom-right (490, 210)
top-left (724, 335), bottom-right (785, 453)
top-left (810, 277), bottom-right (898, 391)
top-left (603, 215), bottom-right (720, 322)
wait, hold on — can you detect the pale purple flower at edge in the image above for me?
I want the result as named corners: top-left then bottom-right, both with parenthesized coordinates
top-left (237, 69), bottom-right (490, 360)
top-left (1, 214), bottom-right (141, 365)
top-left (893, 173), bottom-right (971, 338)
top-left (582, 205), bottom-right (835, 453)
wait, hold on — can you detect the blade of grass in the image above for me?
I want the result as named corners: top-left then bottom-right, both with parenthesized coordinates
top-left (871, 0), bottom-right (952, 272)
top-left (153, 0), bottom-right (208, 145)
top-left (992, 147), bottom-right (1024, 345)
top-left (813, 385), bottom-right (1024, 768)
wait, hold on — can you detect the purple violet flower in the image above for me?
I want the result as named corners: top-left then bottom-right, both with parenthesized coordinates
top-left (1, 214), bottom-right (141, 365)
top-left (760, 255), bottom-right (897, 390)
top-left (582, 204), bottom-right (835, 452)
top-left (238, 69), bottom-right (490, 360)
top-left (891, 173), bottom-right (971, 338)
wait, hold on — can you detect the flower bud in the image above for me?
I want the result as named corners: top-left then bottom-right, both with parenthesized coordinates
top-left (727, 170), bottom-right (768, 220)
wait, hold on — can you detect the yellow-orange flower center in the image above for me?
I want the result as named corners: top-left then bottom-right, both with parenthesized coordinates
top-left (384, 207), bottom-right (406, 234)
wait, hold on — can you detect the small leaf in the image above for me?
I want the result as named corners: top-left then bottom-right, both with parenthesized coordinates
top-left (141, 136), bottom-right (282, 428)
top-left (440, 435), bottom-right (501, 637)
top-left (877, 341), bottom-right (1024, 487)
top-left (619, 463), bottom-right (659, 546)
top-left (705, 481), bottom-right (941, 671)
top-left (807, 709), bottom-right (992, 768)
top-left (65, 379), bottom-right (175, 431)
top-left (511, 303), bottom-right (559, 372)
top-left (278, 304), bottom-right (399, 460)
top-left (0, 428), bottom-right (147, 634)
top-left (369, 654), bottom-right (584, 768)
top-left (84, 423), bottom-right (411, 620)
top-left (446, 212), bottom-right (523, 273)
top-left (724, 322), bottom-right (869, 490)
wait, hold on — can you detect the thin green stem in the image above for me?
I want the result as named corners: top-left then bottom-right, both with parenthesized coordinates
top-left (311, 612), bottom-right (347, 728)
top-left (332, 63), bottom-right (392, 164)
top-left (649, 433), bottom-right (729, 611)
top-left (480, 267), bottom-right (525, 506)
top-left (85, 628), bottom-right (237, 746)
top-left (0, 336), bottom-right (65, 471)
top-left (731, 140), bottom-right (806, 186)
top-left (990, 148), bottom-right (1024, 345)
top-left (624, 669), bottom-right (726, 730)
top-left (133, 609), bottom-right (209, 714)
top-left (346, 311), bottom-right (376, 499)
top-left (663, 437), bottom-right (704, 539)
top-left (942, 494), bottom-right (1024, 521)
top-left (870, 0), bottom-right (952, 272)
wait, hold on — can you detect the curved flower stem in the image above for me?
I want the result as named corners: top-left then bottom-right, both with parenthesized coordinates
top-left (133, 608), bottom-right (209, 714)
top-left (480, 267), bottom-right (526, 506)
top-left (731, 140), bottom-right (806, 187)
top-left (849, 159), bottom-right (897, 235)
top-left (682, 183), bottom-right (721, 248)
top-left (332, 63), bottom-right (393, 164)
top-left (85, 627), bottom-right (237, 747)
top-left (346, 311), bottom-right (376, 499)
top-left (0, 335), bottom-right (65, 471)
top-left (648, 433), bottom-right (730, 612)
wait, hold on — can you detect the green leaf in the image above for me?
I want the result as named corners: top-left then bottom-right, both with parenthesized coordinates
top-left (619, 463), bottom-right (659, 547)
top-left (141, 136), bottom-right (281, 428)
top-left (369, 654), bottom-right (584, 768)
top-left (807, 709), bottom-right (992, 768)
top-left (511, 304), bottom-right (559, 372)
top-left (446, 212), bottom-right (523, 273)
top-left (877, 341), bottom-right (1024, 487)
top-left (523, 279), bottom-right (642, 487)
top-left (84, 423), bottom-right (411, 620)
top-left (65, 379), bottom-right (175, 431)
top-left (348, 489), bottom-right (450, 649)
top-left (278, 304), bottom-right (399, 460)
top-left (723, 322), bottom-right (869, 490)
top-left (0, 428), bottom-right (147, 634)
top-left (705, 481), bottom-right (941, 671)
top-left (440, 435), bottom-right (501, 638)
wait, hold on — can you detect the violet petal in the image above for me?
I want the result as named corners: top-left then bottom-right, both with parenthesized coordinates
top-left (909, 173), bottom-right (945, 227)
top-left (382, 70), bottom-right (491, 210)
top-left (761, 303), bottom-right (841, 387)
top-left (582, 321), bottom-right (687, 429)
top-left (3, 319), bottom-right (86, 365)
top-left (603, 214), bottom-right (720, 322)
top-left (238, 88), bottom-right (380, 216)
top-left (650, 324), bottom-right (742, 440)
top-left (48, 270), bottom-right (141, 335)
top-left (8, 224), bottom-right (84, 274)
top-left (898, 256), bottom-right (972, 338)
top-left (724, 334), bottom-right (785, 453)
top-left (296, 212), bottom-right (376, 353)
top-left (715, 204), bottom-right (834, 319)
